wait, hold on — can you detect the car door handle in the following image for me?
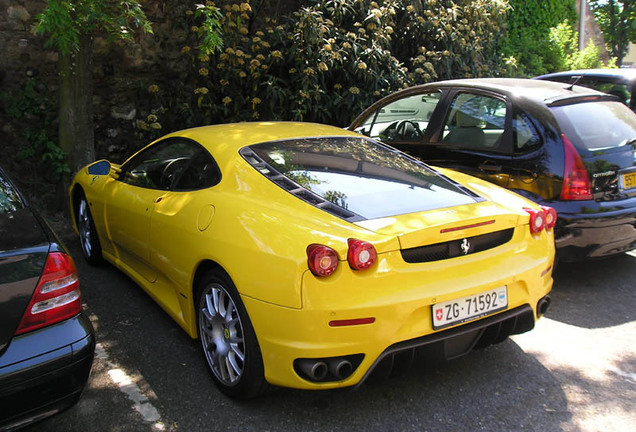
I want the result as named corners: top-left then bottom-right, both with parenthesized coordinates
top-left (478, 162), bottom-right (502, 173)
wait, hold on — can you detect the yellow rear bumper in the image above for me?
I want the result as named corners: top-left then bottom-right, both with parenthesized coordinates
top-left (243, 228), bottom-right (554, 389)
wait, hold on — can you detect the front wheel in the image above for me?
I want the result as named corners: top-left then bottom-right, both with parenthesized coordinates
top-left (197, 272), bottom-right (270, 399)
top-left (77, 194), bottom-right (103, 265)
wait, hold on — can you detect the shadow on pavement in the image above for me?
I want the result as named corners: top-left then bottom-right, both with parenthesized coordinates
top-left (548, 251), bottom-right (636, 329)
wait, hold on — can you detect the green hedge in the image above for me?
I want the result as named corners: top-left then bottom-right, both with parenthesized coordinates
top-left (145, 0), bottom-right (509, 129)
top-left (501, 0), bottom-right (578, 76)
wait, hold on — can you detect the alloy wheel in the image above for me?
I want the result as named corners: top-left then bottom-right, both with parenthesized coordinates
top-left (78, 199), bottom-right (92, 258)
top-left (199, 283), bottom-right (246, 386)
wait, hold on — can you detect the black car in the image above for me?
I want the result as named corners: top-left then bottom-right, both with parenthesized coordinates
top-left (349, 78), bottom-right (636, 261)
top-left (535, 68), bottom-right (636, 112)
top-left (0, 166), bottom-right (95, 431)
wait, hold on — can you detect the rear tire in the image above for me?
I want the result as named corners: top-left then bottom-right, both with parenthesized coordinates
top-left (77, 193), bottom-right (103, 265)
top-left (196, 271), bottom-right (270, 399)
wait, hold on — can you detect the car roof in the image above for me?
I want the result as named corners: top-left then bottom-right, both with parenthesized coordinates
top-left (535, 68), bottom-right (636, 84)
top-left (406, 77), bottom-right (609, 107)
top-left (158, 122), bottom-right (360, 159)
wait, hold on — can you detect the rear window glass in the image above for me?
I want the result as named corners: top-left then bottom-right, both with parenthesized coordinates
top-left (0, 171), bottom-right (24, 214)
top-left (241, 136), bottom-right (480, 220)
top-left (551, 101), bottom-right (636, 151)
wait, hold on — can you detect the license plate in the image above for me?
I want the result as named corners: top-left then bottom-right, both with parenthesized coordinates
top-left (620, 171), bottom-right (636, 191)
top-left (432, 286), bottom-right (508, 330)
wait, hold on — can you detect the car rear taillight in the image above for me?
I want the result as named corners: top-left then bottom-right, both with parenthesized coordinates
top-left (542, 206), bottom-right (558, 229)
top-left (15, 252), bottom-right (82, 335)
top-left (525, 206), bottom-right (557, 234)
top-left (307, 244), bottom-right (339, 277)
top-left (307, 240), bottom-right (378, 277)
top-left (560, 134), bottom-right (593, 200)
top-left (525, 208), bottom-right (546, 234)
top-left (347, 239), bottom-right (376, 271)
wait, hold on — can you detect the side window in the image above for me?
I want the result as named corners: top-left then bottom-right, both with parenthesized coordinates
top-left (0, 172), bottom-right (24, 214)
top-left (356, 92), bottom-right (443, 141)
top-left (512, 112), bottom-right (542, 153)
top-left (120, 139), bottom-right (220, 190)
top-left (172, 148), bottom-right (221, 190)
top-left (441, 93), bottom-right (507, 152)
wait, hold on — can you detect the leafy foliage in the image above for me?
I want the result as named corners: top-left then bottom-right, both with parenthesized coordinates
top-left (194, 2), bottom-right (225, 57)
top-left (392, 0), bottom-right (508, 82)
top-left (152, 0), bottom-right (509, 128)
top-left (589, 0), bottom-right (636, 66)
top-left (549, 21), bottom-right (610, 71)
top-left (501, 0), bottom-right (578, 76)
top-left (31, 0), bottom-right (155, 178)
top-left (33, 0), bottom-right (153, 55)
top-left (0, 79), bottom-right (69, 181)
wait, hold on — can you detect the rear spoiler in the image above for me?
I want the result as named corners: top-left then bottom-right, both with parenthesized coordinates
top-left (545, 93), bottom-right (621, 107)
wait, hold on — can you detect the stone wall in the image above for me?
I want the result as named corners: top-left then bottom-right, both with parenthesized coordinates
top-left (1, 1), bottom-right (54, 86)
top-left (1, 1), bottom-right (53, 179)
top-left (0, 0), bottom-right (305, 173)
top-left (0, 0), bottom-right (197, 172)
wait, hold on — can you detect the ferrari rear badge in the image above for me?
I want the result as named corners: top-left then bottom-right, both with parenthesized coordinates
top-left (460, 238), bottom-right (471, 255)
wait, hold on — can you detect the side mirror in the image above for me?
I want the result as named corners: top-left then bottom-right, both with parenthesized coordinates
top-left (87, 160), bottom-right (111, 175)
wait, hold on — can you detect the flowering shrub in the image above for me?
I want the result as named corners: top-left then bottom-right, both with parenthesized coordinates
top-left (393, 0), bottom-right (508, 82)
top-left (158, 0), bottom-right (510, 128)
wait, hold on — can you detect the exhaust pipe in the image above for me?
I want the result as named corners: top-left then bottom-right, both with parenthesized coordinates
top-left (296, 359), bottom-right (328, 381)
top-left (537, 295), bottom-right (551, 317)
top-left (328, 358), bottom-right (353, 380)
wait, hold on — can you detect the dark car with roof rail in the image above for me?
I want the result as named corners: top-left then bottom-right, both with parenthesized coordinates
top-left (349, 78), bottom-right (636, 262)
top-left (535, 68), bottom-right (636, 112)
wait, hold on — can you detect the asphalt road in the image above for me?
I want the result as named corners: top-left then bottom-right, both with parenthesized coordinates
top-left (24, 220), bottom-right (636, 432)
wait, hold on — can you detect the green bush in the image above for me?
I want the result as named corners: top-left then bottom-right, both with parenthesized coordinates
top-left (0, 79), bottom-right (69, 182)
top-left (148, 0), bottom-right (510, 128)
top-left (501, 0), bottom-right (578, 76)
top-left (548, 20), bottom-right (607, 71)
top-left (179, 0), bottom-right (409, 126)
top-left (392, 0), bottom-right (508, 81)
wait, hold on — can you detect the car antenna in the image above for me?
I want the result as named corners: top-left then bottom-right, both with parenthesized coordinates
top-left (566, 75), bottom-right (583, 91)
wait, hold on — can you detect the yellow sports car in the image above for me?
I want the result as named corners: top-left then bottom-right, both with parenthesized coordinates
top-left (69, 122), bottom-right (555, 399)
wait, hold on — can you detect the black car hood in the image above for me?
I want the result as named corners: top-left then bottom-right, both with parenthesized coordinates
top-left (0, 208), bottom-right (50, 352)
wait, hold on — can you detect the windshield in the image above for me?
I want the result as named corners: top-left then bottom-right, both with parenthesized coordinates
top-left (551, 101), bottom-right (636, 151)
top-left (241, 136), bottom-right (480, 220)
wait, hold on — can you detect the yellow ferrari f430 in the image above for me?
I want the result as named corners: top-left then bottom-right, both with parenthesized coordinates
top-left (69, 122), bottom-right (555, 399)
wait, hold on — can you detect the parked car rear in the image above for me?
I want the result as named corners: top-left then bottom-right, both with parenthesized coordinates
top-left (349, 78), bottom-right (636, 261)
top-left (0, 166), bottom-right (95, 431)
top-left (535, 68), bottom-right (636, 112)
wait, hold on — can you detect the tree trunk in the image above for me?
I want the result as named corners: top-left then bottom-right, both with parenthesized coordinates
top-left (59, 34), bottom-right (95, 177)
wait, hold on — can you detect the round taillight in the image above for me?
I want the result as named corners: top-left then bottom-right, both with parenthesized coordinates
top-left (307, 244), bottom-right (339, 277)
top-left (524, 208), bottom-right (546, 234)
top-left (347, 239), bottom-right (377, 271)
top-left (542, 206), bottom-right (557, 230)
